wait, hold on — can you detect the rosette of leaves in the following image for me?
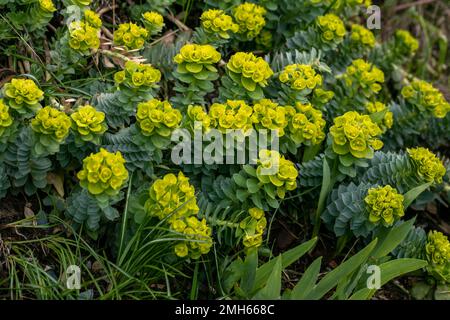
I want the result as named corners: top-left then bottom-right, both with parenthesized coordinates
top-left (113, 22), bottom-right (148, 50)
top-left (220, 52), bottom-right (273, 101)
top-left (139, 172), bottom-right (213, 259)
top-left (0, 99), bottom-right (18, 153)
top-left (3, 127), bottom-right (52, 195)
top-left (133, 98), bottom-right (182, 151)
top-left (142, 11), bottom-right (165, 36)
top-left (232, 2), bottom-right (267, 41)
top-left (322, 181), bottom-right (426, 239)
top-left (95, 61), bottom-right (161, 128)
top-left (65, 188), bottom-right (123, 239)
top-left (68, 21), bottom-right (100, 54)
top-left (1, 78), bottom-right (44, 118)
top-left (360, 148), bottom-right (446, 194)
top-left (326, 111), bottom-right (384, 177)
top-left (30, 106), bottom-right (71, 156)
top-left (70, 104), bottom-right (107, 145)
top-left (193, 9), bottom-right (238, 47)
top-left (232, 149), bottom-right (298, 210)
top-left (277, 64), bottom-right (324, 105)
top-left (401, 79), bottom-right (450, 119)
top-left (172, 44), bottom-right (221, 107)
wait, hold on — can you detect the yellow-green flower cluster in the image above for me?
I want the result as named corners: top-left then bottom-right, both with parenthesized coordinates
top-left (401, 80), bottom-right (450, 118)
top-left (365, 101), bottom-right (394, 130)
top-left (329, 111), bottom-right (383, 159)
top-left (77, 148), bottom-right (129, 196)
top-left (68, 21), bottom-right (100, 52)
top-left (174, 44), bottom-right (221, 73)
top-left (343, 59), bottom-right (385, 96)
top-left (239, 208), bottom-right (267, 248)
top-left (425, 230), bottom-right (450, 282)
top-left (316, 14), bottom-right (346, 43)
top-left (187, 105), bottom-right (211, 131)
top-left (285, 102), bottom-right (326, 145)
top-left (39, 0), bottom-right (56, 13)
top-left (313, 88), bottom-right (335, 105)
top-left (227, 52), bottom-right (273, 91)
top-left (255, 30), bottom-right (272, 49)
top-left (209, 100), bottom-right (253, 132)
top-left (173, 216), bottom-right (213, 259)
top-left (200, 9), bottom-right (239, 39)
top-left (364, 185), bottom-right (404, 227)
top-left (279, 64), bottom-right (323, 91)
top-left (0, 99), bottom-right (13, 137)
top-left (142, 11), bottom-right (165, 35)
top-left (2, 78), bottom-right (44, 115)
top-left (145, 172), bottom-right (212, 259)
top-left (407, 147), bottom-right (446, 184)
top-left (146, 172), bottom-right (199, 222)
top-left (114, 61), bottom-right (161, 88)
top-left (232, 2), bottom-right (266, 40)
top-left (70, 105), bottom-right (107, 143)
top-left (31, 106), bottom-right (71, 142)
top-left (136, 99), bottom-right (182, 137)
top-left (350, 24), bottom-right (376, 48)
top-left (114, 22), bottom-right (148, 50)
top-left (83, 10), bottom-right (102, 29)
top-left (251, 99), bottom-right (288, 136)
top-left (256, 150), bottom-right (298, 199)
top-left (395, 30), bottom-right (419, 55)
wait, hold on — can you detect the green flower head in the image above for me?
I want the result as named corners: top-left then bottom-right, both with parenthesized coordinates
top-left (364, 185), bottom-right (404, 227)
top-left (2, 78), bottom-right (44, 115)
top-left (425, 230), bottom-right (450, 282)
top-left (342, 59), bottom-right (385, 98)
top-left (77, 148), bottom-right (129, 196)
top-left (401, 79), bottom-right (450, 118)
top-left (232, 2), bottom-right (266, 40)
top-left (68, 21), bottom-right (100, 53)
top-left (83, 9), bottom-right (102, 29)
top-left (350, 24), bottom-right (376, 49)
top-left (407, 147), bottom-right (446, 184)
top-left (142, 11), bottom-right (165, 35)
top-left (329, 111), bottom-right (383, 159)
top-left (316, 14), bottom-right (346, 44)
top-left (200, 9), bottom-right (239, 39)
top-left (71, 105), bottom-right (107, 143)
top-left (114, 61), bottom-right (161, 89)
top-left (285, 102), bottom-right (326, 146)
top-left (240, 207), bottom-right (267, 248)
top-left (114, 22), bottom-right (148, 50)
top-left (31, 106), bottom-right (71, 142)
top-left (279, 64), bottom-right (323, 92)
top-left (227, 52), bottom-right (273, 91)
top-left (395, 30), bottom-right (419, 55)
top-left (136, 99), bottom-right (182, 137)
top-left (255, 149), bottom-right (298, 199)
